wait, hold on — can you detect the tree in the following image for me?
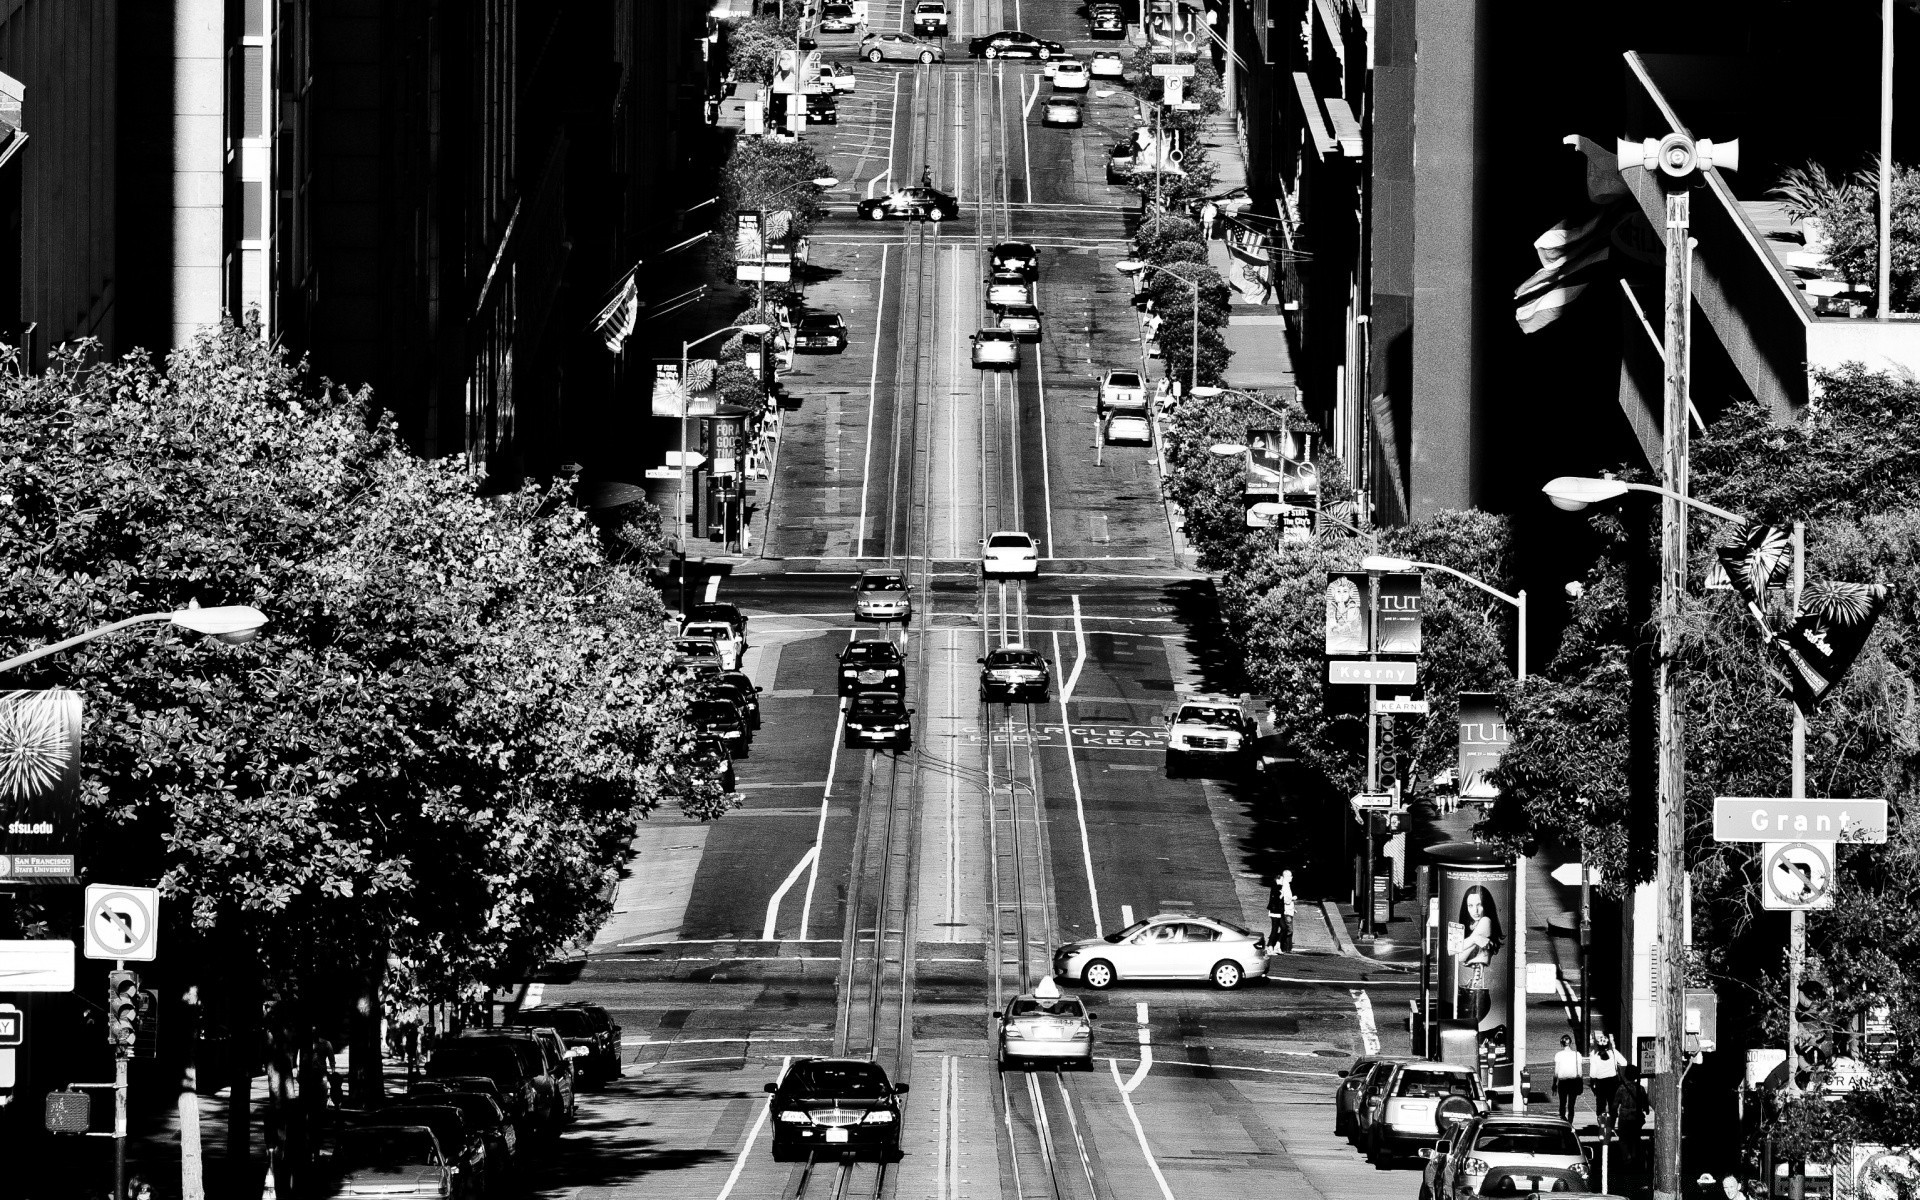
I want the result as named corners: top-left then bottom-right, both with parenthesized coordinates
top-left (726, 13), bottom-right (801, 84)
top-left (717, 136), bottom-right (835, 275)
top-left (0, 324), bottom-right (724, 1184)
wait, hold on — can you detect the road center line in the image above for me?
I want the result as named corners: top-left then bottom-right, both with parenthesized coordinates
top-left (713, 1055), bottom-right (788, 1200)
top-left (855, 241), bottom-right (891, 557)
top-left (1053, 625), bottom-right (1102, 939)
top-left (1108, 1055), bottom-right (1177, 1200)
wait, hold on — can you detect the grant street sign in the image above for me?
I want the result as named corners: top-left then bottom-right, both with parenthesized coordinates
top-left (1328, 660), bottom-right (1417, 686)
top-left (1712, 798), bottom-right (1887, 844)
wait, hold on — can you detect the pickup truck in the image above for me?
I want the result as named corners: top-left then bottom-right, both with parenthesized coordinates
top-left (1164, 692), bottom-right (1259, 776)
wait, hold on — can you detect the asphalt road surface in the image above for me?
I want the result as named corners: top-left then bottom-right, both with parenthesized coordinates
top-left (523, 4), bottom-right (1419, 1199)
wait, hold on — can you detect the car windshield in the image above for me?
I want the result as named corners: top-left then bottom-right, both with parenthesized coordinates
top-left (997, 243), bottom-right (1034, 257)
top-left (861, 575), bottom-right (906, 591)
top-left (1397, 1068), bottom-right (1479, 1098)
top-left (333, 1128), bottom-right (440, 1172)
top-left (688, 605), bottom-right (739, 623)
top-left (1473, 1125), bottom-right (1582, 1155)
top-left (851, 696), bottom-right (905, 716)
top-left (1104, 918), bottom-right (1152, 943)
top-left (1108, 371), bottom-right (1142, 387)
top-left (692, 700), bottom-right (738, 722)
top-left (426, 1094), bottom-right (503, 1128)
top-left (676, 639), bottom-right (715, 653)
top-left (988, 534), bottom-right (1032, 548)
top-left (979, 329), bottom-right (1015, 341)
top-left (991, 272), bottom-right (1027, 284)
top-left (685, 624), bottom-right (731, 639)
top-left (1008, 997), bottom-right (1085, 1017)
top-left (1180, 705), bottom-right (1242, 725)
top-left (787, 1062), bottom-right (892, 1097)
top-left (843, 642), bottom-right (900, 662)
top-left (987, 651), bottom-right (1043, 667)
top-left (800, 315), bottom-right (840, 329)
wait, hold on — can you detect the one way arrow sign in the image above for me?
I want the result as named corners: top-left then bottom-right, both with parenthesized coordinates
top-left (1550, 863), bottom-right (1602, 888)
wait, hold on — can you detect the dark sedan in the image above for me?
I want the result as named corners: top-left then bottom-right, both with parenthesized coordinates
top-left (857, 186), bottom-right (959, 223)
top-left (979, 645), bottom-right (1052, 702)
top-left (844, 691), bottom-right (913, 751)
top-left (990, 240), bottom-right (1039, 277)
top-left (794, 310), bottom-right (849, 353)
top-left (969, 30), bottom-right (1066, 59)
top-left (766, 1058), bottom-right (908, 1162)
top-left (837, 640), bottom-right (906, 696)
top-left (1090, 5), bottom-right (1126, 36)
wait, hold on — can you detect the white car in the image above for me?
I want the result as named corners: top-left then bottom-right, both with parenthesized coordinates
top-left (1050, 60), bottom-right (1089, 91)
top-left (998, 305), bottom-right (1043, 342)
top-left (1053, 912), bottom-right (1269, 990)
top-left (1098, 368), bottom-right (1146, 414)
top-left (1423, 1112), bottom-right (1587, 1195)
top-left (981, 531), bottom-right (1040, 578)
top-left (1089, 51), bottom-right (1126, 78)
top-left (1042, 97), bottom-right (1083, 127)
top-left (852, 569), bottom-right (913, 621)
top-left (995, 978), bottom-right (1094, 1069)
top-left (1105, 413), bottom-right (1151, 445)
top-left (815, 62), bottom-right (857, 92)
top-left (1164, 693), bottom-right (1257, 773)
top-left (681, 620), bottom-right (745, 671)
top-left (972, 327), bottom-right (1020, 369)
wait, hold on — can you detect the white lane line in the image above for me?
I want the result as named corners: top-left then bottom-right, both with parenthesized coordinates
top-left (1021, 72), bottom-right (1036, 205)
top-left (714, 1056), bottom-right (788, 1200)
top-left (704, 574), bottom-right (723, 604)
top-left (1053, 626), bottom-right (1102, 939)
top-left (801, 700), bottom-right (849, 940)
top-left (855, 242), bottom-right (891, 558)
top-left (762, 846), bottom-right (821, 940)
top-left (1123, 1000), bottom-right (1153, 1093)
top-left (936, 1055), bottom-right (952, 1200)
top-left (1034, 290), bottom-right (1056, 558)
top-left (1108, 1055), bottom-right (1177, 1200)
top-left (1105, 1058), bottom-right (1342, 1079)
top-left (946, 628), bottom-right (959, 938)
top-left (947, 1057), bottom-right (963, 1200)
top-left (1350, 988), bottom-right (1382, 1056)
top-left (627, 1037), bottom-right (832, 1047)
top-left (1065, 594), bottom-right (1087, 695)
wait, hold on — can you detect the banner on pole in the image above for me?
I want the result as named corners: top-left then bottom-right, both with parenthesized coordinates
top-left (651, 360), bottom-right (685, 419)
top-left (1456, 692), bottom-right (1508, 800)
top-left (0, 689), bottom-right (82, 881)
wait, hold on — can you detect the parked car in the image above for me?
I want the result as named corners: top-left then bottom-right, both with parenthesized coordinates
top-left (1335, 1055), bottom-right (1403, 1138)
top-left (971, 327), bottom-right (1020, 369)
top-left (1105, 413), bottom-right (1152, 445)
top-left (511, 1004), bottom-right (623, 1085)
top-left (990, 240), bottom-right (1039, 277)
top-left (686, 602), bottom-right (747, 635)
top-left (691, 697), bottom-right (752, 753)
top-left (969, 30), bottom-right (1065, 59)
top-left (1423, 1112), bottom-right (1587, 1198)
top-left (408, 1086), bottom-right (518, 1185)
top-left (981, 531), bottom-right (1040, 578)
top-left (715, 671), bottom-right (763, 727)
top-left (1089, 4), bottom-right (1127, 37)
top-left (818, 1), bottom-right (859, 31)
top-left (1050, 60), bottom-right (1090, 91)
top-left (1099, 369), bottom-right (1147, 414)
top-left (859, 30), bottom-right (945, 64)
top-left (1090, 50), bottom-right (1127, 76)
top-left (455, 1029), bottom-right (575, 1132)
top-left (987, 270), bottom-right (1036, 310)
top-left (979, 644), bottom-right (1052, 702)
top-left (766, 1058), bottom-right (908, 1161)
top-left (1042, 96), bottom-right (1083, 127)
top-left (767, 89), bottom-right (837, 125)
top-left (837, 639), bottom-right (907, 696)
top-left (1163, 692), bottom-right (1258, 775)
top-left (794, 310), bottom-right (849, 353)
top-left (704, 676), bottom-right (763, 730)
top-left (314, 1125), bottom-right (455, 1200)
top-left (844, 691), bottom-right (913, 751)
top-left (673, 636), bottom-right (723, 674)
top-left (858, 186), bottom-right (959, 222)
top-left (1054, 912), bottom-right (1269, 990)
top-left (1361, 1061), bottom-right (1487, 1163)
top-left (681, 620), bottom-right (744, 670)
top-left (692, 734), bottom-right (737, 793)
top-left (354, 1105), bottom-right (486, 1198)
top-left (1106, 142), bottom-right (1139, 184)
top-left (912, 0), bottom-right (949, 36)
top-left (815, 62), bottom-right (858, 92)
top-left (853, 568), bottom-right (914, 621)
top-left (425, 1042), bottom-right (541, 1130)
top-left (995, 978), bottom-right (1094, 1069)
top-left (998, 305), bottom-right (1043, 342)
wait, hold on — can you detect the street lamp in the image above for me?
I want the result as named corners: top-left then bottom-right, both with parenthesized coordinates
top-left (1541, 476), bottom-right (1746, 524)
top-left (1361, 555), bottom-right (1527, 682)
top-left (1116, 258), bottom-right (1207, 397)
top-left (0, 603), bottom-right (271, 674)
top-left (1190, 385), bottom-right (1290, 422)
top-left (678, 323), bottom-right (771, 614)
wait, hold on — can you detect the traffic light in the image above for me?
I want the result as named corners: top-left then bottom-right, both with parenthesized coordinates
top-left (106, 970), bottom-right (139, 1054)
top-left (132, 988), bottom-right (159, 1060)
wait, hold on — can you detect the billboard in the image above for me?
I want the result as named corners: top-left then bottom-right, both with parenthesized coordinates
top-left (0, 689), bottom-right (82, 882)
top-left (1433, 843), bottom-right (1517, 1089)
top-left (1246, 427), bottom-right (1318, 498)
top-left (1456, 692), bottom-right (1509, 800)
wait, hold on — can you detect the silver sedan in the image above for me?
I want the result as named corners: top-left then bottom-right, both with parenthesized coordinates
top-left (996, 984), bottom-right (1095, 1069)
top-left (859, 31), bottom-right (945, 64)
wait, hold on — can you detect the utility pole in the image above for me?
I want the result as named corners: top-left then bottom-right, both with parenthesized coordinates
top-left (1880, 0), bottom-right (1894, 320)
top-left (1361, 564), bottom-right (1381, 939)
top-left (1787, 522), bottom-right (1807, 1088)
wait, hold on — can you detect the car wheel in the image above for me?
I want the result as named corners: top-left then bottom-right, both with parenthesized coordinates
top-left (1082, 959), bottom-right (1116, 990)
top-left (1367, 1129), bottom-right (1386, 1165)
top-left (868, 49), bottom-right (884, 62)
top-left (919, 50), bottom-right (935, 63)
top-left (1038, 47), bottom-right (1051, 59)
top-left (1210, 960), bottom-right (1244, 990)
top-left (869, 207), bottom-right (888, 221)
top-left (1419, 1184), bottom-right (1433, 1200)
top-left (1166, 751), bottom-right (1185, 778)
top-left (928, 208), bottom-right (944, 223)
top-left (984, 46), bottom-right (998, 58)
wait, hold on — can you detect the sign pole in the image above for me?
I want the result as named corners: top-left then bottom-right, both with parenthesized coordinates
top-left (1363, 568), bottom-right (1381, 939)
top-left (1581, 832), bottom-right (1594, 1053)
top-left (1786, 522), bottom-right (1806, 1090)
top-left (114, 958), bottom-right (127, 1200)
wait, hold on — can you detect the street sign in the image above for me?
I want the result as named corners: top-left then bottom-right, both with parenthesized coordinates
top-left (1328, 660), bottom-right (1417, 686)
top-left (1713, 798), bottom-right (1886, 844)
top-left (0, 854), bottom-right (77, 883)
top-left (0, 1048), bottom-right (12, 1088)
top-left (642, 467), bottom-right (682, 480)
top-left (1150, 62), bottom-right (1196, 77)
top-left (0, 1002), bottom-right (20, 1047)
top-left (1350, 792), bottom-right (1394, 812)
top-left (0, 940), bottom-right (74, 991)
top-left (1762, 841), bottom-right (1834, 911)
top-left (664, 451), bottom-right (707, 468)
top-left (1549, 863), bottom-right (1603, 888)
top-left (1375, 698), bottom-right (1429, 715)
top-left (83, 885), bottom-right (159, 962)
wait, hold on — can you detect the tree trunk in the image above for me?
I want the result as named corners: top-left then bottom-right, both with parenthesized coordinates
top-left (349, 948), bottom-right (385, 1105)
top-left (228, 963), bottom-right (255, 1199)
top-left (179, 984), bottom-right (205, 1200)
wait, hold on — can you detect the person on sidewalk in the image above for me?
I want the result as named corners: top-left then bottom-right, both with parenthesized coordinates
top-left (1613, 1064), bottom-right (1649, 1169)
top-left (1267, 870), bottom-right (1296, 954)
top-left (1590, 1033), bottom-right (1626, 1128)
top-left (1553, 1034), bottom-right (1584, 1123)
top-left (1199, 199), bottom-right (1219, 240)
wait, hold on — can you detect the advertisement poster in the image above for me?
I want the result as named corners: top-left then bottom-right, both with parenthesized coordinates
top-left (1434, 845), bottom-right (1516, 1087)
top-left (651, 360), bottom-right (685, 419)
top-left (1247, 427), bottom-right (1318, 500)
top-left (0, 689), bottom-right (82, 883)
top-left (1457, 691), bottom-right (1509, 800)
top-left (1376, 573), bottom-right (1422, 654)
top-left (1325, 572), bottom-right (1369, 656)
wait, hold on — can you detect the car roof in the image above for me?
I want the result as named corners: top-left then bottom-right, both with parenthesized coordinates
top-left (994, 240), bottom-right (1035, 251)
top-left (1399, 1062), bottom-right (1479, 1077)
top-left (1476, 1111), bottom-right (1571, 1124)
top-left (861, 568), bottom-right (905, 579)
top-left (987, 530), bottom-right (1033, 540)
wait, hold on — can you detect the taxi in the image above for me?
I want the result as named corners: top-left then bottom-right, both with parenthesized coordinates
top-left (995, 977), bottom-right (1096, 1069)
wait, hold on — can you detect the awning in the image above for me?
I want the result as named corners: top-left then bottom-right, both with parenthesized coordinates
top-left (1291, 73), bottom-right (1336, 157)
top-left (1322, 97), bottom-right (1363, 158)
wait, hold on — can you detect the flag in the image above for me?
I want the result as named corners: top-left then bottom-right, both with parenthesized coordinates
top-left (591, 272), bottom-right (640, 354)
top-left (1562, 134), bottom-right (1633, 203)
top-left (1514, 213), bottom-right (1613, 333)
top-left (1773, 582), bottom-right (1889, 716)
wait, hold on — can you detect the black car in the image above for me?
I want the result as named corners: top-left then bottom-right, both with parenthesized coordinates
top-left (766, 1058), bottom-right (909, 1162)
top-left (768, 89), bottom-right (837, 125)
top-left (354, 1103), bottom-right (488, 1196)
top-left (693, 734), bottom-right (736, 793)
top-left (692, 697), bottom-right (753, 754)
top-left (990, 240), bottom-right (1039, 278)
top-left (715, 670), bottom-right (763, 726)
top-left (408, 1090), bottom-right (516, 1188)
top-left (425, 1042), bottom-right (541, 1130)
top-left (511, 1004), bottom-right (623, 1085)
top-left (686, 602), bottom-right (747, 634)
top-left (968, 30), bottom-right (1065, 59)
top-left (705, 677), bottom-right (762, 729)
top-left (794, 310), bottom-right (849, 353)
top-left (674, 636), bottom-right (723, 674)
top-left (837, 640), bottom-right (906, 696)
top-left (857, 186), bottom-right (959, 223)
top-left (979, 645), bottom-right (1052, 702)
top-left (844, 691), bottom-right (913, 751)
top-left (1089, 4), bottom-right (1126, 36)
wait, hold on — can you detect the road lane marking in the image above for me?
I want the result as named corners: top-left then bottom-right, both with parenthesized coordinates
top-left (1053, 623), bottom-right (1102, 938)
top-left (1034, 287), bottom-right (1056, 557)
top-left (713, 1055), bottom-right (788, 1200)
top-left (762, 846), bottom-right (821, 940)
top-left (1108, 1055), bottom-right (1177, 1200)
top-left (801, 696), bottom-right (851, 939)
top-left (855, 241), bottom-right (891, 557)
top-left (705, 574), bottom-right (723, 604)
top-left (1122, 1001), bottom-right (1152, 1093)
top-left (1053, 1067), bottom-right (1100, 1198)
top-left (1020, 72), bottom-right (1037, 205)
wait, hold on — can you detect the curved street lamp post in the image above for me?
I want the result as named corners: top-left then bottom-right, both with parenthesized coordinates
top-left (0, 605), bottom-right (270, 675)
top-left (679, 323), bottom-right (772, 612)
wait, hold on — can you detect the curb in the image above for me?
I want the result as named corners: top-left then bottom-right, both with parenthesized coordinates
top-left (1318, 899), bottom-right (1419, 973)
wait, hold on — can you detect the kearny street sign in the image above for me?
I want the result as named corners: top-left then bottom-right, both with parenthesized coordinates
top-left (1712, 798), bottom-right (1888, 844)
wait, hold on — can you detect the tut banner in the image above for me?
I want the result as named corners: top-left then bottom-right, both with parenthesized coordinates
top-left (1456, 691), bottom-right (1508, 800)
top-left (0, 689), bottom-right (82, 882)
top-left (1325, 572), bottom-right (1370, 656)
top-left (1376, 573), bottom-right (1422, 654)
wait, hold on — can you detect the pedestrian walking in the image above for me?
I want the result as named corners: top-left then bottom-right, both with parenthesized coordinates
top-left (1613, 1064), bottom-right (1648, 1168)
top-left (1199, 199), bottom-right (1218, 240)
top-left (1590, 1033), bottom-right (1626, 1128)
top-left (1553, 1034), bottom-right (1584, 1123)
top-left (1267, 869), bottom-right (1297, 953)
top-left (921, 163), bottom-right (934, 188)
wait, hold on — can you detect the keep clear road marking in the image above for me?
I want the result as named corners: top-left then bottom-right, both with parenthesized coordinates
top-left (1109, 1000), bottom-right (1177, 1200)
top-left (714, 1055), bottom-right (789, 1200)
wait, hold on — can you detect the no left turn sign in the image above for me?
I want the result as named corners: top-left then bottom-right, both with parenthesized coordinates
top-left (82, 884), bottom-right (160, 962)
top-left (1762, 842), bottom-right (1834, 911)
